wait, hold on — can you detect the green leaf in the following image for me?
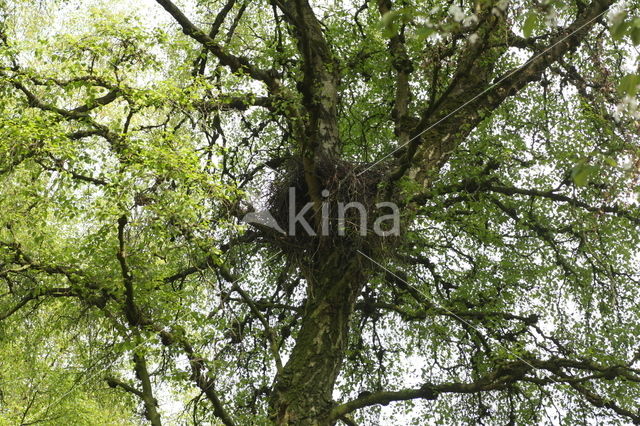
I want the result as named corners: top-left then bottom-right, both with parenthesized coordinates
top-left (381, 10), bottom-right (400, 38)
top-left (631, 25), bottom-right (640, 45)
top-left (571, 163), bottom-right (597, 187)
top-left (618, 74), bottom-right (640, 97)
top-left (381, 10), bottom-right (397, 27)
top-left (415, 25), bottom-right (436, 41)
top-left (598, 301), bottom-right (612, 315)
top-left (523, 12), bottom-right (538, 38)
top-left (610, 11), bottom-right (629, 41)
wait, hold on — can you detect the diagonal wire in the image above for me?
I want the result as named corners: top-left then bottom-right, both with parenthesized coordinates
top-left (356, 249), bottom-right (562, 385)
top-left (356, 7), bottom-right (611, 177)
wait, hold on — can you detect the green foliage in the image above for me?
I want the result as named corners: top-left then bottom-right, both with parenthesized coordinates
top-left (522, 11), bottom-right (539, 38)
top-left (571, 161), bottom-right (598, 187)
top-left (618, 73), bottom-right (640, 96)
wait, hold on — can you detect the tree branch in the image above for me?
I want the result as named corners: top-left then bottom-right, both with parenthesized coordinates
top-left (157, 329), bottom-right (237, 426)
top-left (217, 264), bottom-right (284, 374)
top-left (192, 0), bottom-right (238, 76)
top-left (330, 355), bottom-right (640, 421)
top-left (390, 0), bottom-right (614, 185)
top-left (116, 215), bottom-right (142, 325)
top-left (0, 287), bottom-right (75, 321)
top-left (105, 377), bottom-right (144, 398)
top-left (154, 0), bottom-right (278, 88)
top-left (132, 350), bottom-right (163, 426)
top-left (484, 184), bottom-right (640, 225)
top-left (377, 0), bottom-right (414, 146)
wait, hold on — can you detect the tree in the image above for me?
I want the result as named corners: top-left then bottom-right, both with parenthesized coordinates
top-left (1, 0), bottom-right (640, 424)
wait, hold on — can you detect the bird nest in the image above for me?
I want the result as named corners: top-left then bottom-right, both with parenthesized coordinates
top-left (261, 157), bottom-right (401, 256)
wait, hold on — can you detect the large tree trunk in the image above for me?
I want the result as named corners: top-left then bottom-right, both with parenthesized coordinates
top-left (270, 248), bottom-right (367, 425)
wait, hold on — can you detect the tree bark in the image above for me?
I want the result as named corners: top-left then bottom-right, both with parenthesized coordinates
top-left (270, 249), bottom-right (367, 425)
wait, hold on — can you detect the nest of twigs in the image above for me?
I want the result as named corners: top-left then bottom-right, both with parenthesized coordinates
top-left (264, 157), bottom-right (401, 256)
